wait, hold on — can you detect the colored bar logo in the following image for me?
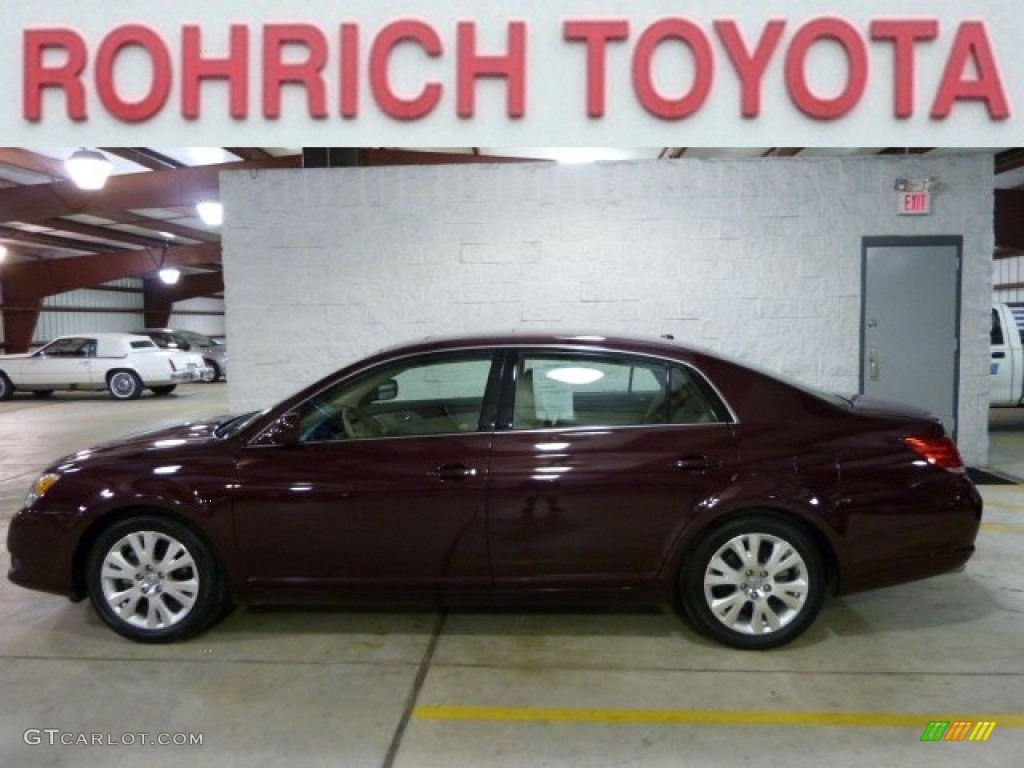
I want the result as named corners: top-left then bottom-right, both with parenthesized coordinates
top-left (921, 721), bottom-right (996, 742)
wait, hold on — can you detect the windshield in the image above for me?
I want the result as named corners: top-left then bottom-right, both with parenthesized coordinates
top-left (214, 410), bottom-right (265, 438)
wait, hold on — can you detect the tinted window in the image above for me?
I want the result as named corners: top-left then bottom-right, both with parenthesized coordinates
top-left (297, 353), bottom-right (497, 442)
top-left (130, 340), bottom-right (157, 350)
top-left (992, 308), bottom-right (1005, 345)
top-left (512, 353), bottom-right (724, 430)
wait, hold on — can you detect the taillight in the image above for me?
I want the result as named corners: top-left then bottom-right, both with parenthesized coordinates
top-left (903, 435), bottom-right (965, 472)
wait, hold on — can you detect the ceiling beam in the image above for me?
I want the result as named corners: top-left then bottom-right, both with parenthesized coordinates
top-left (0, 224), bottom-right (132, 253)
top-left (99, 211), bottom-right (219, 243)
top-left (362, 149), bottom-right (549, 166)
top-left (996, 149), bottom-right (1024, 175)
top-left (38, 218), bottom-right (169, 249)
top-left (0, 148), bottom-right (70, 180)
top-left (762, 148), bottom-right (804, 157)
top-left (1, 242), bottom-right (222, 301)
top-left (99, 147), bottom-right (184, 170)
top-left (878, 148), bottom-right (935, 155)
top-left (225, 147), bottom-right (274, 161)
top-left (0, 155), bottom-right (301, 225)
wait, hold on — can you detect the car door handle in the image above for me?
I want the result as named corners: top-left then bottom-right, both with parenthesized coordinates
top-left (428, 463), bottom-right (478, 481)
top-left (672, 455), bottom-right (719, 471)
top-left (992, 351), bottom-right (1006, 359)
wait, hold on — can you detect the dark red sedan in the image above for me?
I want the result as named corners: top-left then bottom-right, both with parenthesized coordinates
top-left (7, 332), bottom-right (982, 649)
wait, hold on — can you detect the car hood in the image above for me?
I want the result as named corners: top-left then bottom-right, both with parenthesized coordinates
top-left (56, 415), bottom-right (239, 465)
top-left (847, 394), bottom-right (935, 420)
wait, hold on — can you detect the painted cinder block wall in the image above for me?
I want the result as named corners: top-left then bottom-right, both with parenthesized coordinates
top-left (221, 154), bottom-right (993, 464)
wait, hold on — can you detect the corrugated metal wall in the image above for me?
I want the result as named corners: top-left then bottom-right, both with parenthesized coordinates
top-left (36, 282), bottom-right (146, 344)
top-left (168, 297), bottom-right (226, 338)
top-left (994, 255), bottom-right (1024, 304)
top-left (18, 280), bottom-right (225, 347)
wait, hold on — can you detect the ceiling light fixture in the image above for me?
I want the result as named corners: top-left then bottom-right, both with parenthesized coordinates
top-left (196, 200), bottom-right (223, 226)
top-left (0, 244), bottom-right (7, 262)
top-left (159, 268), bottom-right (181, 285)
top-left (65, 148), bottom-right (113, 190)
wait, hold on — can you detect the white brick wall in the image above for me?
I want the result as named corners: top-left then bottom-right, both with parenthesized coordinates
top-left (222, 155), bottom-right (994, 464)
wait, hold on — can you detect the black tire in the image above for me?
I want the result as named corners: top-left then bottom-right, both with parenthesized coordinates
top-left (207, 361), bottom-right (222, 383)
top-left (150, 385), bottom-right (177, 396)
top-left (681, 515), bottom-right (825, 650)
top-left (0, 372), bottom-right (13, 401)
top-left (108, 370), bottom-right (143, 400)
top-left (85, 515), bottom-right (224, 643)
top-left (32, 390), bottom-right (54, 398)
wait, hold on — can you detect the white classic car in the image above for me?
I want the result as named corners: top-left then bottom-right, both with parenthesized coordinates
top-left (0, 333), bottom-right (213, 401)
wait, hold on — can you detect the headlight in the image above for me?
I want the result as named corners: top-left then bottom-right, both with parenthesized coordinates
top-left (24, 473), bottom-right (60, 508)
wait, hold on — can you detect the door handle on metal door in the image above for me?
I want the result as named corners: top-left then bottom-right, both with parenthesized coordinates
top-left (993, 351), bottom-right (1006, 359)
top-left (673, 455), bottom-right (718, 471)
top-left (428, 463), bottom-right (478, 481)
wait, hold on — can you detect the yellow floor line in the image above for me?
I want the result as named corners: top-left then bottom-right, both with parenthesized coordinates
top-left (414, 705), bottom-right (1024, 728)
top-left (980, 523), bottom-right (1024, 532)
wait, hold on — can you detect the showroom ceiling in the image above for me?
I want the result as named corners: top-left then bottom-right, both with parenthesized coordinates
top-left (1, 146), bottom-right (1023, 293)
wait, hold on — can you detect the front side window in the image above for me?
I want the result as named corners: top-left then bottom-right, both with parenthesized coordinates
top-left (296, 352), bottom-right (497, 442)
top-left (512, 352), bottom-right (725, 429)
top-left (38, 338), bottom-right (95, 358)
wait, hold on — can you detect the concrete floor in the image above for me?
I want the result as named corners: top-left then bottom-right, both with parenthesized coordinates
top-left (1, 385), bottom-right (1022, 767)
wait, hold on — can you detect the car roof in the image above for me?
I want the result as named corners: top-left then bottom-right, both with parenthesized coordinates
top-left (371, 330), bottom-right (704, 361)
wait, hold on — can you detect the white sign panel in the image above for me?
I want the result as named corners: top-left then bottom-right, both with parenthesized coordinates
top-left (2, 0), bottom-right (1021, 145)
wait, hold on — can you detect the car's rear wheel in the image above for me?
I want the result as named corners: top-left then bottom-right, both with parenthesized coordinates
top-left (681, 515), bottom-right (825, 650)
top-left (0, 373), bottom-right (13, 401)
top-left (108, 370), bottom-right (143, 400)
top-left (86, 516), bottom-right (223, 642)
top-left (150, 385), bottom-right (176, 396)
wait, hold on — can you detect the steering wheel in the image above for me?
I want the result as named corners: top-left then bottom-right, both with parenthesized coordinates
top-left (341, 406), bottom-right (386, 438)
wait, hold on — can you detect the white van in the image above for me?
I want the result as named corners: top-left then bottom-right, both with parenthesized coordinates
top-left (991, 303), bottom-right (1024, 406)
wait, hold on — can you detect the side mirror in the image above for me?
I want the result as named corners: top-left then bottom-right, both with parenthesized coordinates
top-left (374, 379), bottom-right (399, 401)
top-left (257, 411), bottom-right (302, 446)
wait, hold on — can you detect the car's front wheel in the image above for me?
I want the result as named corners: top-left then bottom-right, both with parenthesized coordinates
top-left (86, 516), bottom-right (224, 642)
top-left (206, 361), bottom-right (222, 383)
top-left (681, 515), bottom-right (825, 650)
top-left (108, 370), bottom-right (143, 400)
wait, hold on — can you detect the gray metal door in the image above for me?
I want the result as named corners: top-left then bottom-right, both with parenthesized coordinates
top-left (861, 237), bottom-right (961, 436)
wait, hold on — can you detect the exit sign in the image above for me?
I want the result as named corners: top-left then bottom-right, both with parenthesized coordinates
top-left (898, 191), bottom-right (931, 215)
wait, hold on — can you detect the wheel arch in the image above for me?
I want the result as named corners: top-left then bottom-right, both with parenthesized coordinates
top-left (71, 505), bottom-right (234, 603)
top-left (671, 504), bottom-right (841, 597)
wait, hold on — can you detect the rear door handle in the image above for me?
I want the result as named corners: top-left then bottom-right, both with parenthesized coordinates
top-left (672, 455), bottom-right (719, 471)
top-left (428, 463), bottom-right (479, 481)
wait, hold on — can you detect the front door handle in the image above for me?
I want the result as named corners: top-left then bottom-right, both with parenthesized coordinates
top-left (672, 455), bottom-right (718, 471)
top-left (428, 463), bottom-right (479, 481)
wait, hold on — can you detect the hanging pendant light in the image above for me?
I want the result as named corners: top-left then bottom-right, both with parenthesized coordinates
top-left (196, 201), bottom-right (223, 226)
top-left (65, 148), bottom-right (113, 190)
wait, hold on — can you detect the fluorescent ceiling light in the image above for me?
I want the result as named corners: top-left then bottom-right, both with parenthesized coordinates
top-left (546, 367), bottom-right (605, 385)
top-left (65, 148), bottom-right (113, 190)
top-left (548, 148), bottom-right (635, 164)
top-left (159, 268), bottom-right (181, 285)
top-left (0, 244), bottom-right (7, 262)
top-left (196, 201), bottom-right (223, 226)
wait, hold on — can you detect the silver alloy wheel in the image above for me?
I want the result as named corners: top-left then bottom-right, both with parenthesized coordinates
top-left (99, 530), bottom-right (199, 630)
top-left (702, 532), bottom-right (810, 636)
top-left (109, 371), bottom-right (139, 399)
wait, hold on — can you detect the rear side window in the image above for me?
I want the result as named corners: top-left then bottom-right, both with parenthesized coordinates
top-left (130, 340), bottom-right (157, 350)
top-left (512, 352), bottom-right (727, 430)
